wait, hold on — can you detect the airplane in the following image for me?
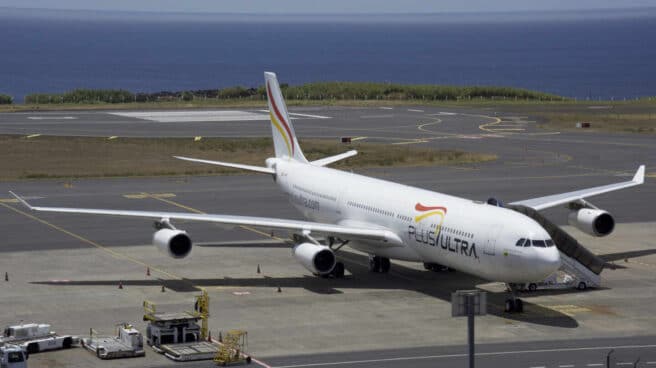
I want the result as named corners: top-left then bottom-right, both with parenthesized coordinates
top-left (10, 72), bottom-right (645, 313)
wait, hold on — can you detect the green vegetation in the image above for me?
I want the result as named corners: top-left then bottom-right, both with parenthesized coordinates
top-left (0, 135), bottom-right (496, 181)
top-left (0, 94), bottom-right (12, 105)
top-left (25, 89), bottom-right (133, 104)
top-left (278, 82), bottom-right (565, 102)
top-left (21, 82), bottom-right (565, 106)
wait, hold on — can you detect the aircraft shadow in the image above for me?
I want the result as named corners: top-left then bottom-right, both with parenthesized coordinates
top-left (31, 250), bottom-right (578, 328)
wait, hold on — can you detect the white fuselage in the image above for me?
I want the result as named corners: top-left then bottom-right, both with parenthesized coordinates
top-left (274, 159), bottom-right (560, 283)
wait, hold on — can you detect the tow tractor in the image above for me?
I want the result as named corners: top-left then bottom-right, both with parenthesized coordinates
top-left (0, 323), bottom-right (76, 354)
top-left (0, 344), bottom-right (28, 368)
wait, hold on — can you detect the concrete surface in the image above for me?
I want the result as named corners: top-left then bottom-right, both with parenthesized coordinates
top-left (0, 105), bottom-right (655, 367)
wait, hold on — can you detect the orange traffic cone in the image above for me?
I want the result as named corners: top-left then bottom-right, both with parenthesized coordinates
top-left (118, 281), bottom-right (123, 289)
top-left (161, 285), bottom-right (166, 292)
top-left (277, 286), bottom-right (282, 293)
top-left (146, 267), bottom-right (151, 276)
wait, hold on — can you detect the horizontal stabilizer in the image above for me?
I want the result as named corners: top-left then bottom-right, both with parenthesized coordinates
top-left (311, 150), bottom-right (358, 167)
top-left (174, 156), bottom-right (275, 174)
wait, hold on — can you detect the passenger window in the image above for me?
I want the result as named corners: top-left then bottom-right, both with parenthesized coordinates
top-left (532, 240), bottom-right (546, 247)
top-left (515, 238), bottom-right (525, 247)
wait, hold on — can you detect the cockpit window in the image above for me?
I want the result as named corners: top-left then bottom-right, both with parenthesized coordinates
top-left (545, 239), bottom-right (555, 247)
top-left (532, 240), bottom-right (546, 247)
top-left (523, 239), bottom-right (531, 247)
top-left (516, 238), bottom-right (525, 247)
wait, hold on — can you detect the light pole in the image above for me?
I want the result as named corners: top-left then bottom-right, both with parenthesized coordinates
top-left (452, 290), bottom-right (487, 368)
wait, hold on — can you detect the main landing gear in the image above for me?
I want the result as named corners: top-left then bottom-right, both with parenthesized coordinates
top-left (504, 283), bottom-right (524, 313)
top-left (324, 236), bottom-right (348, 279)
top-left (369, 255), bottom-right (391, 273)
top-left (324, 261), bottom-right (345, 278)
top-left (423, 262), bottom-right (454, 272)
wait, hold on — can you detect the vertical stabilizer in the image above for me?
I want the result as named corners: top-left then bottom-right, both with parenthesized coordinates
top-left (264, 72), bottom-right (308, 162)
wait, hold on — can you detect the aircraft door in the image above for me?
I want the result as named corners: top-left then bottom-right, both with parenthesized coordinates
top-left (484, 225), bottom-right (503, 256)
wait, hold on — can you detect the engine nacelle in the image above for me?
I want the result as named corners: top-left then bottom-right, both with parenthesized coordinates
top-left (568, 208), bottom-right (615, 237)
top-left (292, 242), bottom-right (336, 275)
top-left (153, 229), bottom-right (193, 259)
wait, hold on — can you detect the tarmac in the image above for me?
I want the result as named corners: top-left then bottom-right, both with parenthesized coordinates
top-left (0, 105), bottom-right (655, 367)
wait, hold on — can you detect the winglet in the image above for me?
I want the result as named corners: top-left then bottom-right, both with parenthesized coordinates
top-left (8, 191), bottom-right (34, 210)
top-left (633, 165), bottom-right (645, 184)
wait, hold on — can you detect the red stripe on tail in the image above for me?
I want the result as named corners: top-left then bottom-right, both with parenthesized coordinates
top-left (267, 81), bottom-right (294, 155)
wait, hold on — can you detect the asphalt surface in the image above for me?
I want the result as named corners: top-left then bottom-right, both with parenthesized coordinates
top-left (1, 105), bottom-right (655, 368)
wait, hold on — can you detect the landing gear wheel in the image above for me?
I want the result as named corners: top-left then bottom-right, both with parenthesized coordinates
top-left (369, 255), bottom-right (390, 273)
top-left (332, 262), bottom-right (345, 278)
top-left (380, 257), bottom-right (391, 273)
top-left (368, 255), bottom-right (381, 272)
top-left (577, 281), bottom-right (587, 291)
top-left (63, 337), bottom-right (72, 349)
top-left (504, 298), bottom-right (524, 313)
top-left (504, 299), bottom-right (515, 313)
top-left (528, 283), bottom-right (538, 292)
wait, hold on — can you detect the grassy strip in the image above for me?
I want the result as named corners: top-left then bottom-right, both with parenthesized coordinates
top-left (0, 135), bottom-right (496, 181)
top-left (2, 96), bottom-right (656, 113)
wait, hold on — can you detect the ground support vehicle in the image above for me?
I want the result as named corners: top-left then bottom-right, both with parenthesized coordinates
top-left (81, 323), bottom-right (145, 359)
top-left (0, 344), bottom-right (28, 368)
top-left (0, 324), bottom-right (76, 354)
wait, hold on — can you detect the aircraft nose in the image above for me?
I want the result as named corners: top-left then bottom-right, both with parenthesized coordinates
top-left (535, 246), bottom-right (561, 278)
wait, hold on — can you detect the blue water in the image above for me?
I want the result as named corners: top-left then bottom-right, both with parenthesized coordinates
top-left (1, 8), bottom-right (656, 102)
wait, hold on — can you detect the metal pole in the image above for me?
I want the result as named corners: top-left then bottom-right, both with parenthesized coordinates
top-left (467, 294), bottom-right (475, 368)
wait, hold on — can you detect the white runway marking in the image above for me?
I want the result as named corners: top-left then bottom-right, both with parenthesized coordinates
top-left (27, 116), bottom-right (76, 120)
top-left (379, 107), bottom-right (393, 110)
top-left (407, 109), bottom-right (424, 112)
top-left (111, 110), bottom-right (270, 123)
top-left (272, 344), bottom-right (656, 368)
top-left (288, 112), bottom-right (331, 119)
top-left (258, 110), bottom-right (332, 119)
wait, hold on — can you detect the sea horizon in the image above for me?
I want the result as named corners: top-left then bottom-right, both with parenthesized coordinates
top-left (1, 7), bottom-right (655, 102)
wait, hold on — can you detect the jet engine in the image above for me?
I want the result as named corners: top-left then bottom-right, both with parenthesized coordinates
top-left (153, 228), bottom-right (193, 259)
top-left (292, 242), bottom-right (336, 275)
top-left (568, 208), bottom-right (615, 237)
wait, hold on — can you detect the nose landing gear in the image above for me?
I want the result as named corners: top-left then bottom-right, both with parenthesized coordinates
top-left (504, 283), bottom-right (524, 313)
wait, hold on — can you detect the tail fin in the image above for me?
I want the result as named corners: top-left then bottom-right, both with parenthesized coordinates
top-left (264, 72), bottom-right (308, 163)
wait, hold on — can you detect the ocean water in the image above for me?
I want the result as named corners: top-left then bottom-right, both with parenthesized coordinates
top-left (1, 8), bottom-right (655, 102)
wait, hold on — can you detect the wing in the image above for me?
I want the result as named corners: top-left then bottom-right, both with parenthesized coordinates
top-left (509, 165), bottom-right (645, 211)
top-left (9, 192), bottom-right (403, 247)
